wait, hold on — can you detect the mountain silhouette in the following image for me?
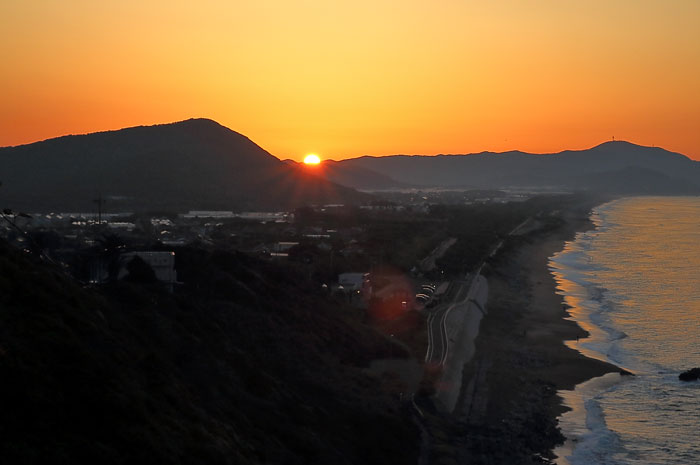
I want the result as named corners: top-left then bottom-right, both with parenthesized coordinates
top-left (0, 119), bottom-right (369, 212)
top-left (283, 159), bottom-right (413, 191)
top-left (329, 141), bottom-right (700, 193)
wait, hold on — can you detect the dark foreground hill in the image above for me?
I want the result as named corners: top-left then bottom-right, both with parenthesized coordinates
top-left (0, 240), bottom-right (416, 464)
top-left (330, 141), bottom-right (700, 193)
top-left (0, 119), bottom-right (369, 212)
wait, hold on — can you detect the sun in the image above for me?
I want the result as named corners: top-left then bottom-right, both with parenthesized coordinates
top-left (303, 154), bottom-right (321, 165)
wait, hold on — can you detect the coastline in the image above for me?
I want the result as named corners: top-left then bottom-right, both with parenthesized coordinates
top-left (451, 198), bottom-right (626, 463)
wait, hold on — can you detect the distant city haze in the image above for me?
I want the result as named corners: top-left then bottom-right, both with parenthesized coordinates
top-left (2, 1), bottom-right (699, 161)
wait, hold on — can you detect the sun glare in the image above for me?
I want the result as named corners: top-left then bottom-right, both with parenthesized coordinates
top-left (303, 154), bottom-right (321, 165)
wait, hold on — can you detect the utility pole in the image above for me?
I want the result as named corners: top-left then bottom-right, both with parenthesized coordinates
top-left (93, 193), bottom-right (106, 225)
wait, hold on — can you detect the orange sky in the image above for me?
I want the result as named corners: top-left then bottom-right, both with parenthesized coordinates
top-left (2, 1), bottom-right (699, 161)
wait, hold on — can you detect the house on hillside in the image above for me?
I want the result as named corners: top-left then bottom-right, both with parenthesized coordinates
top-left (367, 272), bottom-right (415, 319)
top-left (335, 272), bottom-right (371, 305)
top-left (339, 272), bottom-right (372, 293)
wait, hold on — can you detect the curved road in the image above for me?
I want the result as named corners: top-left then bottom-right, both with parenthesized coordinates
top-left (424, 217), bottom-right (529, 367)
top-left (424, 276), bottom-right (475, 366)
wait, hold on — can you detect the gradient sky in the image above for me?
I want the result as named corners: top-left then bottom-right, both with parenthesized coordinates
top-left (2, 1), bottom-right (699, 161)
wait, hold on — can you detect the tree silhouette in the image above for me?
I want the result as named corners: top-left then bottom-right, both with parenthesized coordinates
top-left (96, 233), bottom-right (126, 281)
top-left (1, 181), bottom-right (37, 250)
top-left (123, 255), bottom-right (157, 284)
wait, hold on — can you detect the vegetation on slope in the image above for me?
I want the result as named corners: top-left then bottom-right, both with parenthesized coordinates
top-left (0, 241), bottom-right (417, 465)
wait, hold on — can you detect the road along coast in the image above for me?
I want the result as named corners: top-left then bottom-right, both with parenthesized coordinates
top-left (432, 274), bottom-right (489, 413)
top-left (445, 199), bottom-right (628, 464)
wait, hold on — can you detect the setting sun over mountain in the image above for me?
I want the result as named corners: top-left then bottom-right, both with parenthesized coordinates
top-left (303, 154), bottom-right (321, 165)
top-left (1, 2), bottom-right (699, 464)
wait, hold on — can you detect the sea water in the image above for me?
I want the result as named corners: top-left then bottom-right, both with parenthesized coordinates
top-left (549, 197), bottom-right (700, 465)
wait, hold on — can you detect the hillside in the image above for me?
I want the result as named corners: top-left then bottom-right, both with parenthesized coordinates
top-left (0, 119), bottom-right (369, 212)
top-left (284, 159), bottom-right (412, 191)
top-left (0, 239), bottom-right (417, 464)
top-left (330, 141), bottom-right (700, 193)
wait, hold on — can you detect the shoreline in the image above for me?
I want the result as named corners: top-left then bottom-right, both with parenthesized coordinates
top-left (547, 196), bottom-right (700, 465)
top-left (449, 197), bottom-right (626, 463)
top-left (553, 371), bottom-right (625, 465)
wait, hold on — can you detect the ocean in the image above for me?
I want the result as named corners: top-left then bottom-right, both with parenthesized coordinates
top-left (549, 196), bottom-right (700, 465)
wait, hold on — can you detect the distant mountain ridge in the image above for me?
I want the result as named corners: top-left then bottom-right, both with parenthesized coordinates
top-left (330, 141), bottom-right (700, 194)
top-left (0, 119), bottom-right (369, 212)
top-left (3, 121), bottom-right (697, 212)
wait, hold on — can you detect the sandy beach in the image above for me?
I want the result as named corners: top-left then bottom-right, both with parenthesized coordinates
top-left (441, 199), bottom-right (625, 464)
